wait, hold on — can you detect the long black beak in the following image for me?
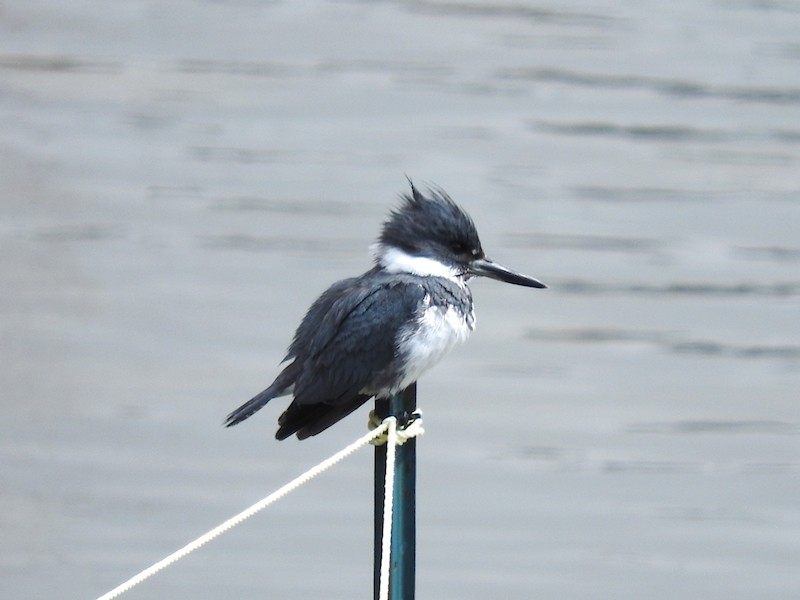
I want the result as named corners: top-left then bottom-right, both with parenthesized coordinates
top-left (468, 257), bottom-right (547, 289)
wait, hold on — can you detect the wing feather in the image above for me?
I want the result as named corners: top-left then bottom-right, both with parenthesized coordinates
top-left (290, 275), bottom-right (426, 407)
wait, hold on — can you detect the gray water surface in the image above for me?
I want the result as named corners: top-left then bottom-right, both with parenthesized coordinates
top-left (2, 1), bottom-right (799, 598)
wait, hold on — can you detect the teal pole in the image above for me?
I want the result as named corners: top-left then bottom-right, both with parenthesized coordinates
top-left (373, 383), bottom-right (417, 600)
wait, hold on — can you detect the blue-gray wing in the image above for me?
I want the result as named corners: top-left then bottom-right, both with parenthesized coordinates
top-left (289, 275), bottom-right (427, 407)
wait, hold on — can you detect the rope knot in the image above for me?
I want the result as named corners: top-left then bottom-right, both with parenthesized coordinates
top-left (368, 409), bottom-right (424, 446)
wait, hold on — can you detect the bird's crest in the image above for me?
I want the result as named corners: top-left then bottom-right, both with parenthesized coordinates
top-left (378, 180), bottom-right (482, 258)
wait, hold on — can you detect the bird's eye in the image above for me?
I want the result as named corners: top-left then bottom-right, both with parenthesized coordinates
top-left (450, 241), bottom-right (467, 254)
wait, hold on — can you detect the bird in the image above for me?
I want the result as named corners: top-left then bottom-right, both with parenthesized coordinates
top-left (225, 182), bottom-right (546, 440)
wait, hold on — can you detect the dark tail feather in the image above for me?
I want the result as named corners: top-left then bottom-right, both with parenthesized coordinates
top-left (275, 395), bottom-right (371, 440)
top-left (225, 384), bottom-right (283, 427)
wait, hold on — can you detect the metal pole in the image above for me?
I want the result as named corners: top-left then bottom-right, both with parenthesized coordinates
top-left (374, 383), bottom-right (417, 600)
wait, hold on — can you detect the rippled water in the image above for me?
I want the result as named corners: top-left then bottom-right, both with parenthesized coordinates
top-left (2, 1), bottom-right (799, 599)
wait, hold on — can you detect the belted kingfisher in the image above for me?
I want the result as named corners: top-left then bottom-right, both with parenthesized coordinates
top-left (225, 183), bottom-right (546, 440)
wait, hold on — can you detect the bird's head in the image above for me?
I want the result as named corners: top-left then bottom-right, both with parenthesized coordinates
top-left (374, 182), bottom-right (546, 289)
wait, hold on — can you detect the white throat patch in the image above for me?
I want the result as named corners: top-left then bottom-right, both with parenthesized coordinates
top-left (375, 245), bottom-right (460, 280)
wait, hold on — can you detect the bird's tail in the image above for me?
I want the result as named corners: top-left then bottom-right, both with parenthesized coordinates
top-left (225, 383), bottom-right (285, 427)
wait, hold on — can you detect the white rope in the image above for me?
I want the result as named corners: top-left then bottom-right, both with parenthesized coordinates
top-left (368, 409), bottom-right (425, 446)
top-left (94, 422), bottom-right (390, 600)
top-left (378, 416), bottom-right (397, 600)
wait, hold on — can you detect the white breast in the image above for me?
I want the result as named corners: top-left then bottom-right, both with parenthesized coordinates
top-left (393, 296), bottom-right (475, 393)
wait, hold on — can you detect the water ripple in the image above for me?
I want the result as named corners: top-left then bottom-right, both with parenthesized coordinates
top-left (533, 121), bottom-right (730, 142)
top-left (403, 0), bottom-right (620, 27)
top-left (734, 245), bottom-right (800, 262)
top-left (627, 420), bottom-right (800, 435)
top-left (197, 234), bottom-right (359, 254)
top-left (209, 196), bottom-right (357, 215)
top-left (507, 232), bottom-right (662, 252)
top-left (31, 224), bottom-right (126, 242)
top-left (526, 327), bottom-right (800, 361)
top-left (0, 55), bottom-right (121, 73)
top-left (553, 279), bottom-right (800, 297)
top-left (497, 67), bottom-right (800, 104)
